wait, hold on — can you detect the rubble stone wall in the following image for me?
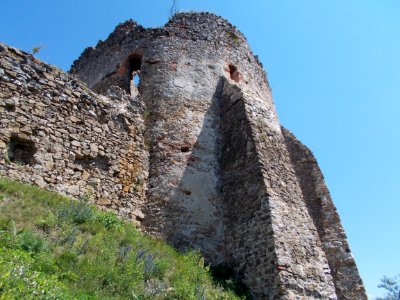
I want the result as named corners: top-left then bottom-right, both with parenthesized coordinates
top-left (221, 81), bottom-right (337, 299)
top-left (282, 128), bottom-right (367, 300)
top-left (0, 43), bottom-right (148, 224)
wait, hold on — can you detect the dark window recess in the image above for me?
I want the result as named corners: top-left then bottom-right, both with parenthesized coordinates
top-left (128, 54), bottom-right (142, 74)
top-left (127, 53), bottom-right (142, 94)
top-left (8, 136), bottom-right (37, 165)
top-left (228, 64), bottom-right (241, 83)
top-left (75, 155), bottom-right (111, 171)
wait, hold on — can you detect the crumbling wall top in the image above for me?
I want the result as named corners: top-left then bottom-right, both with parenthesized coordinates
top-left (70, 12), bottom-right (264, 77)
top-left (166, 12), bottom-right (246, 44)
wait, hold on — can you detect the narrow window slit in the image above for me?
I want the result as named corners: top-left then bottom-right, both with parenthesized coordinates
top-left (126, 53), bottom-right (143, 96)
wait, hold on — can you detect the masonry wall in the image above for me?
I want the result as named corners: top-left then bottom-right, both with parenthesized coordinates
top-left (0, 43), bottom-right (148, 224)
top-left (221, 81), bottom-right (282, 298)
top-left (221, 81), bottom-right (337, 299)
top-left (282, 128), bottom-right (367, 300)
top-left (0, 12), bottom-right (367, 299)
top-left (70, 12), bottom-right (277, 265)
top-left (136, 38), bottom-right (227, 264)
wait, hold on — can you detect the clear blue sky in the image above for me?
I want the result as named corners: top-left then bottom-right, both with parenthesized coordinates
top-left (1, 1), bottom-right (399, 298)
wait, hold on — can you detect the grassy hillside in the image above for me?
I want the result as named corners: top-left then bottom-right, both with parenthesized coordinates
top-left (0, 178), bottom-right (248, 299)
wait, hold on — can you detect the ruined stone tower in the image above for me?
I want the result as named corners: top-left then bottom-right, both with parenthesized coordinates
top-left (0, 13), bottom-right (366, 299)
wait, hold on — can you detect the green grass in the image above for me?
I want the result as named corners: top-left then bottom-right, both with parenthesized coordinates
top-left (0, 178), bottom-right (247, 299)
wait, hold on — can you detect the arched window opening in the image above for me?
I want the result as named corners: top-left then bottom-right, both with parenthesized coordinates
top-left (126, 53), bottom-right (143, 96)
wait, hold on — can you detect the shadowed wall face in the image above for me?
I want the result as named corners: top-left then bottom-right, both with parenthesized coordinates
top-left (221, 82), bottom-right (281, 298)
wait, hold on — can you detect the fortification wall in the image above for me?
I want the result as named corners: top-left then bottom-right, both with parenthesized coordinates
top-left (0, 12), bottom-right (367, 299)
top-left (282, 128), bottom-right (367, 299)
top-left (0, 43), bottom-right (148, 224)
top-left (70, 13), bottom-right (343, 298)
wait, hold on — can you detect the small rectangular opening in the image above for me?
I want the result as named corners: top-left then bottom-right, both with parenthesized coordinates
top-left (75, 154), bottom-right (111, 171)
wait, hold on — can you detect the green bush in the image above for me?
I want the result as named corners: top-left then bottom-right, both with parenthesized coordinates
top-left (58, 202), bottom-right (94, 225)
top-left (95, 211), bottom-right (122, 230)
top-left (0, 246), bottom-right (71, 299)
top-left (17, 230), bottom-right (47, 253)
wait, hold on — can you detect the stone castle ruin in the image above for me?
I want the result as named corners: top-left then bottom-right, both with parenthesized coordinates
top-left (0, 13), bottom-right (366, 299)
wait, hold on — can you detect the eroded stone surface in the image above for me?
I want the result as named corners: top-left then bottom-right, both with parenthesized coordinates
top-left (0, 43), bottom-right (149, 224)
top-left (282, 128), bottom-right (367, 300)
top-left (0, 12), bottom-right (366, 299)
